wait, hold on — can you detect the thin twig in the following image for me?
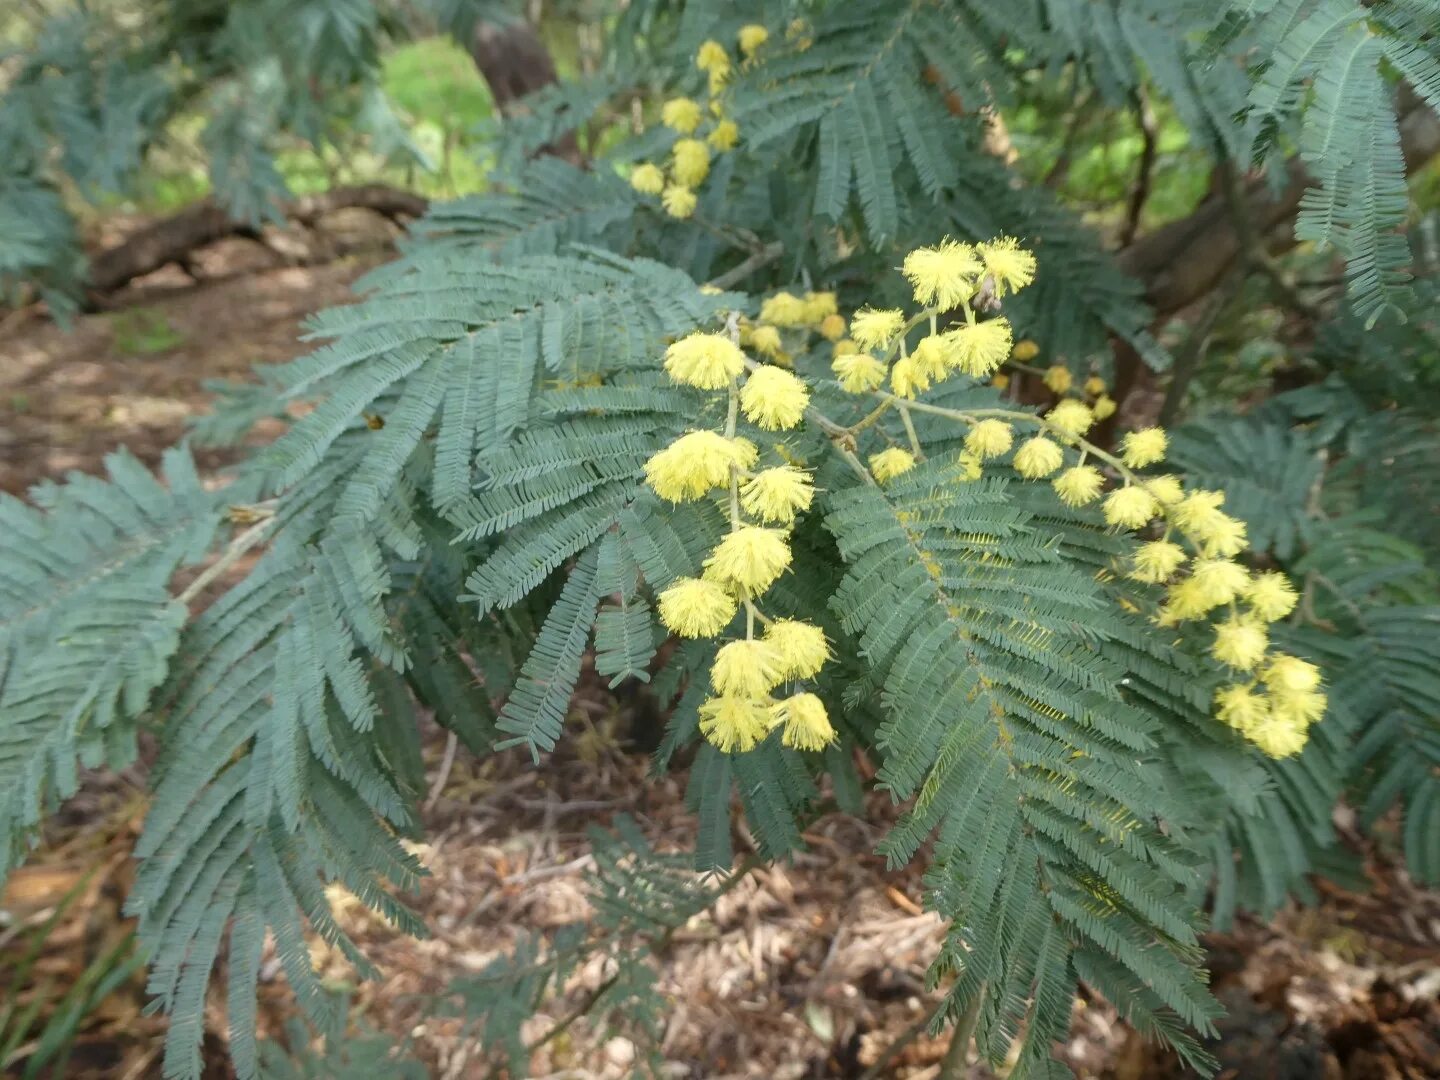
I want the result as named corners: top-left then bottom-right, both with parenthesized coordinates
top-left (423, 730), bottom-right (459, 813)
top-left (1157, 276), bottom-right (1240, 426)
top-left (940, 985), bottom-right (987, 1079)
top-left (176, 514), bottom-right (276, 605)
top-left (707, 241), bottom-right (784, 290)
top-left (1121, 84), bottom-right (1158, 246)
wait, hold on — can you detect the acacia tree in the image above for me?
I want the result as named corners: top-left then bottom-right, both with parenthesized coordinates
top-left (3, 2), bottom-right (1440, 1076)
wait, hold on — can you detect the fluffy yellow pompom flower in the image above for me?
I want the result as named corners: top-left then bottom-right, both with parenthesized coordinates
top-left (708, 119), bottom-right (740, 151)
top-left (1263, 654), bottom-right (1322, 695)
top-left (748, 325), bottom-right (783, 358)
top-left (1270, 688), bottom-right (1326, 729)
top-left (705, 526), bottom-right (792, 592)
top-left (1145, 475), bottom-right (1184, 505)
top-left (1103, 485), bottom-right (1159, 529)
top-left (946, 318), bottom-right (1012, 377)
top-left (1191, 558), bottom-right (1249, 605)
top-left (1129, 539), bottom-right (1186, 583)
top-left (1212, 616), bottom-right (1268, 670)
top-left (1083, 375), bottom-right (1107, 397)
top-left (911, 334), bottom-right (953, 379)
top-left (1012, 339), bottom-right (1040, 362)
top-left (1013, 436), bottom-right (1064, 478)
top-left (1245, 572), bottom-right (1299, 622)
top-left (696, 40), bottom-right (730, 75)
top-left (1158, 576), bottom-right (1224, 624)
top-left (1249, 716), bottom-right (1309, 759)
top-left (889, 354), bottom-right (931, 399)
top-left (662, 97), bottom-right (702, 134)
top-left (1197, 515), bottom-right (1248, 558)
top-left (741, 366), bottom-right (809, 430)
top-left (902, 239), bottom-right (982, 310)
top-left (819, 313), bottom-right (847, 341)
top-left (740, 466), bottom-right (814, 523)
top-left (1121, 427), bottom-right (1168, 468)
top-left (1043, 364), bottom-right (1073, 394)
top-left (964, 419), bottom-right (1013, 460)
top-left (671, 139), bottom-right (710, 186)
top-left (658, 578), bottom-right (737, 638)
top-left (1054, 464), bottom-right (1104, 506)
top-left (976, 236), bottom-right (1037, 296)
top-left (759, 291), bottom-right (810, 327)
top-left (1173, 491), bottom-right (1248, 556)
top-left (764, 620), bottom-right (829, 679)
top-left (662, 184), bottom-right (696, 219)
top-left (630, 162), bottom-right (665, 195)
top-left (803, 291), bottom-right (838, 322)
top-left (869, 448), bottom-right (916, 483)
top-left (738, 23), bottom-right (769, 56)
top-left (832, 353), bottom-right (887, 393)
top-left (699, 695), bottom-right (770, 753)
top-left (772, 692), bottom-right (835, 751)
top-left (645, 430), bottom-right (755, 500)
top-left (663, 331), bottom-right (745, 388)
top-left (1215, 683), bottom-right (1269, 734)
top-left (1047, 399), bottom-right (1094, 438)
top-left (1092, 394), bottom-right (1117, 420)
top-left (850, 308), bottom-right (906, 350)
top-left (711, 639), bottom-right (783, 697)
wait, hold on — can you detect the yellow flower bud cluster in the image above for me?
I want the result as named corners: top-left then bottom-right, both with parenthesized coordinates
top-left (647, 327), bottom-right (835, 755)
top-left (824, 237), bottom-right (1036, 404)
top-left (630, 32), bottom-right (765, 217)
top-left (989, 400), bottom-right (1325, 759)
top-left (733, 290), bottom-right (840, 367)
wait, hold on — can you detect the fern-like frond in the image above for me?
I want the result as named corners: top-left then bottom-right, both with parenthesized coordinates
top-left (826, 454), bottom-right (1225, 1070)
top-left (0, 448), bottom-right (223, 882)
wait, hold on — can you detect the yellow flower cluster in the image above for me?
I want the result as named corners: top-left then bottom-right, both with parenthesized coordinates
top-left (1014, 427), bottom-right (1329, 759)
top-left (736, 290), bottom-right (839, 367)
top-left (631, 34), bottom-right (758, 217)
top-left (977, 376), bottom-right (1326, 759)
top-left (827, 236), bottom-right (1036, 403)
top-left (1214, 653), bottom-right (1324, 758)
top-left (647, 327), bottom-right (835, 755)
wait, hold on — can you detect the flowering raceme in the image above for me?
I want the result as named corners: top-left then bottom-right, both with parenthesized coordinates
top-left (640, 240), bottom-right (1325, 764)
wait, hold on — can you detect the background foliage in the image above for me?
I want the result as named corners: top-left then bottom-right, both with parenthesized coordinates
top-left (2, 0), bottom-right (1439, 1076)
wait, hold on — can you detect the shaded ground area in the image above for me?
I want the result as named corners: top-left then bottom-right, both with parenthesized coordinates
top-left (1, 239), bottom-right (1438, 1078)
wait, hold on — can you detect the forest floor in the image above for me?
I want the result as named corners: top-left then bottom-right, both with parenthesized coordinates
top-left (2, 226), bottom-right (1438, 1079)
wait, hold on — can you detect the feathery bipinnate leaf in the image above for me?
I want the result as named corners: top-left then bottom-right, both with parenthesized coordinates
top-left (0, 447), bottom-right (222, 883)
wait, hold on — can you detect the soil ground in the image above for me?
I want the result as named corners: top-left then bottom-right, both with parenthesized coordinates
top-left (1, 227), bottom-right (1438, 1079)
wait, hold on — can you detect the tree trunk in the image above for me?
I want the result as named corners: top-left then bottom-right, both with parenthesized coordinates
top-left (466, 20), bottom-right (583, 164)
